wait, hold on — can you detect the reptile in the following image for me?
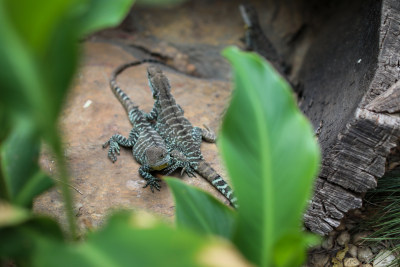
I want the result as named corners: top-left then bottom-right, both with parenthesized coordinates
top-left (239, 3), bottom-right (287, 75)
top-left (145, 65), bottom-right (238, 208)
top-left (103, 61), bottom-right (182, 192)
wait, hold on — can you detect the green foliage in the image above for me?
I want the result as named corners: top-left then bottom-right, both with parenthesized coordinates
top-left (32, 212), bottom-right (240, 267)
top-left (0, 0), bottom-right (135, 237)
top-left (166, 178), bottom-right (236, 239)
top-left (136, 0), bottom-right (187, 7)
top-left (364, 175), bottom-right (400, 266)
top-left (0, 120), bottom-right (53, 207)
top-left (1, 209), bottom-right (245, 267)
top-left (220, 47), bottom-right (320, 266)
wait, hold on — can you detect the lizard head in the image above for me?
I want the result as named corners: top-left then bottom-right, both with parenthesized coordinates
top-left (145, 146), bottom-right (170, 171)
top-left (239, 4), bottom-right (258, 29)
top-left (147, 66), bottom-right (171, 99)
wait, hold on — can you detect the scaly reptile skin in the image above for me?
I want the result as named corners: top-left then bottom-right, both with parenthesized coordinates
top-left (146, 66), bottom-right (238, 208)
top-left (103, 62), bottom-right (175, 192)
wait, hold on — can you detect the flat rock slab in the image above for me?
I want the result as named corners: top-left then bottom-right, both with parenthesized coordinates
top-left (34, 42), bottom-right (231, 231)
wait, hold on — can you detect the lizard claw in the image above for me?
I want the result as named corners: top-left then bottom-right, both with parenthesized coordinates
top-left (143, 178), bottom-right (161, 192)
top-left (102, 140), bottom-right (110, 148)
top-left (181, 166), bottom-right (196, 177)
top-left (106, 139), bottom-right (120, 163)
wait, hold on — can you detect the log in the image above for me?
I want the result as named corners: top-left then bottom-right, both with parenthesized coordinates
top-left (297, 0), bottom-right (400, 235)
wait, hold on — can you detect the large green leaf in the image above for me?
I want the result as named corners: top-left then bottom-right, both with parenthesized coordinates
top-left (76, 0), bottom-right (135, 36)
top-left (30, 212), bottom-right (250, 267)
top-left (166, 178), bottom-right (236, 239)
top-left (220, 47), bottom-right (320, 266)
top-left (0, 120), bottom-right (54, 207)
top-left (0, 214), bottom-right (64, 264)
top-left (0, 0), bottom-right (136, 237)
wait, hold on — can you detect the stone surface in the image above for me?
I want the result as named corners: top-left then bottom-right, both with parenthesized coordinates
top-left (347, 244), bottom-right (358, 258)
top-left (352, 231), bottom-right (372, 245)
top-left (337, 231), bottom-right (350, 246)
top-left (343, 257), bottom-right (360, 267)
top-left (373, 250), bottom-right (396, 267)
top-left (321, 235), bottom-right (335, 250)
top-left (311, 253), bottom-right (330, 267)
top-left (33, 42), bottom-right (231, 231)
top-left (357, 247), bottom-right (373, 263)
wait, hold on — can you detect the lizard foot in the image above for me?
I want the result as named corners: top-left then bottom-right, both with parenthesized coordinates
top-left (165, 161), bottom-right (196, 177)
top-left (103, 139), bottom-right (120, 163)
top-left (143, 177), bottom-right (161, 193)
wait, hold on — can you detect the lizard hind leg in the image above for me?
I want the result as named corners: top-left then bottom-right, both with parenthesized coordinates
top-left (201, 124), bottom-right (217, 143)
top-left (166, 150), bottom-right (196, 177)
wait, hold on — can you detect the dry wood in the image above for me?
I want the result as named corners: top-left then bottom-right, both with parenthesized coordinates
top-left (299, 0), bottom-right (400, 235)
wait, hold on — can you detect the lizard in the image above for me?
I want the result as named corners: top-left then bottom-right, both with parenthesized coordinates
top-left (145, 65), bottom-right (238, 208)
top-left (103, 61), bottom-right (183, 192)
top-left (239, 3), bottom-right (288, 76)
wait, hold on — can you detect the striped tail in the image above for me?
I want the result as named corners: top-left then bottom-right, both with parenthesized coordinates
top-left (109, 59), bottom-right (165, 117)
top-left (195, 159), bottom-right (238, 208)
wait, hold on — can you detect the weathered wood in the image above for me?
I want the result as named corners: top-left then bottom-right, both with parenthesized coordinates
top-left (298, 0), bottom-right (400, 235)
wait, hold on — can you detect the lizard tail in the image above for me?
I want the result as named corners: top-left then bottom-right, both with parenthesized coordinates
top-left (109, 59), bottom-right (165, 118)
top-left (195, 159), bottom-right (238, 208)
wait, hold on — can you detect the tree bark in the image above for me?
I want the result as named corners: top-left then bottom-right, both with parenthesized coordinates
top-left (299, 0), bottom-right (400, 235)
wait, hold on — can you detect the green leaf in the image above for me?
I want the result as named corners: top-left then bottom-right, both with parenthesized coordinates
top-left (166, 178), bottom-right (236, 239)
top-left (220, 47), bottom-right (320, 266)
top-left (0, 120), bottom-right (53, 207)
top-left (136, 0), bottom-right (186, 7)
top-left (0, 0), bottom-right (137, 237)
top-left (0, 216), bottom-right (64, 265)
top-left (29, 212), bottom-right (249, 267)
top-left (76, 0), bottom-right (135, 36)
top-left (0, 202), bottom-right (30, 228)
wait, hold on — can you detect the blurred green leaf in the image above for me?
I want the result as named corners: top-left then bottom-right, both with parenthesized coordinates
top-left (0, 216), bottom-right (64, 264)
top-left (136, 0), bottom-right (186, 7)
top-left (166, 178), bottom-right (236, 239)
top-left (0, 202), bottom-right (30, 228)
top-left (76, 0), bottom-right (135, 36)
top-left (0, 120), bottom-right (54, 207)
top-left (273, 232), bottom-right (320, 267)
top-left (221, 47), bottom-right (320, 266)
top-left (3, 0), bottom-right (78, 55)
top-left (0, 0), bottom-right (136, 237)
top-left (28, 212), bottom-right (248, 267)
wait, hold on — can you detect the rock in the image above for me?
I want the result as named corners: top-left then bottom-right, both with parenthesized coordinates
top-left (311, 253), bottom-right (330, 267)
top-left (322, 235), bottom-right (335, 250)
top-left (362, 264), bottom-right (373, 267)
top-left (337, 231), bottom-right (350, 246)
top-left (345, 223), bottom-right (356, 231)
top-left (352, 231), bottom-right (372, 245)
top-left (357, 247), bottom-right (373, 263)
top-left (336, 222), bottom-right (346, 231)
top-left (347, 244), bottom-right (358, 258)
top-left (336, 245), bottom-right (349, 261)
top-left (373, 250), bottom-right (396, 267)
top-left (370, 244), bottom-right (384, 254)
top-left (343, 257), bottom-right (360, 267)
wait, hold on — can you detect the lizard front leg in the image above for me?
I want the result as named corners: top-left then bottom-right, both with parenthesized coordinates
top-left (103, 129), bottom-right (138, 162)
top-left (140, 165), bottom-right (161, 192)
